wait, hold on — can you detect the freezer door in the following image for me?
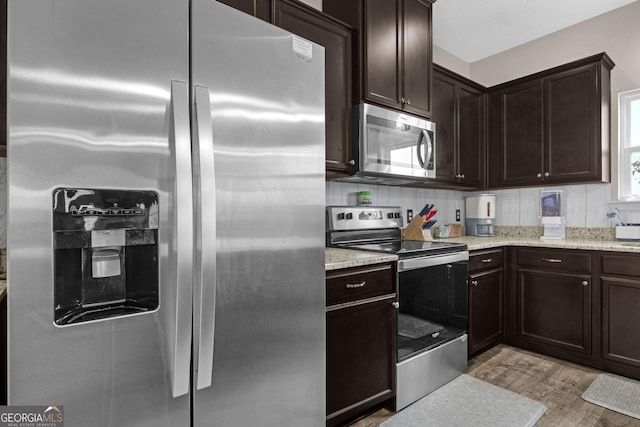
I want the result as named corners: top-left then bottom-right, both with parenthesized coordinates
top-left (7, 0), bottom-right (191, 426)
top-left (190, 2), bottom-right (326, 426)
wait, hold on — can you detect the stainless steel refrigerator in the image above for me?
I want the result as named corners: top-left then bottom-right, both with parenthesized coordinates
top-left (6, 1), bottom-right (326, 426)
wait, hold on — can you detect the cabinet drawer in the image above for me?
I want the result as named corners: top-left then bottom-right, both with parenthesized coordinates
top-left (326, 263), bottom-right (395, 306)
top-left (601, 253), bottom-right (640, 277)
top-left (469, 248), bottom-right (503, 272)
top-left (516, 248), bottom-right (591, 273)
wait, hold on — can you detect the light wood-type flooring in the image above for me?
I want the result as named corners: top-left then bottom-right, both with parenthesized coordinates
top-left (349, 344), bottom-right (640, 427)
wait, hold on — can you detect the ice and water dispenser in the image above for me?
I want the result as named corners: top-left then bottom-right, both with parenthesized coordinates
top-left (53, 188), bottom-right (159, 326)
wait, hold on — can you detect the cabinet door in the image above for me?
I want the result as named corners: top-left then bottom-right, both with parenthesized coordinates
top-left (364, 0), bottom-right (401, 110)
top-left (272, 0), bottom-right (355, 176)
top-left (216, 0), bottom-right (272, 21)
top-left (326, 297), bottom-right (396, 426)
top-left (544, 63), bottom-right (600, 183)
top-left (457, 84), bottom-right (484, 188)
top-left (516, 269), bottom-right (591, 355)
top-left (401, 0), bottom-right (432, 118)
top-left (601, 277), bottom-right (640, 368)
top-left (489, 80), bottom-right (543, 187)
top-left (432, 73), bottom-right (457, 183)
top-left (469, 269), bottom-right (503, 356)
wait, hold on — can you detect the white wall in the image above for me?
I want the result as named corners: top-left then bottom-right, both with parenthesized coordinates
top-left (433, 45), bottom-right (471, 79)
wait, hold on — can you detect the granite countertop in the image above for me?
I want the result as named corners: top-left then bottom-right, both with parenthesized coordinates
top-left (326, 247), bottom-right (398, 271)
top-left (325, 235), bottom-right (640, 271)
top-left (439, 235), bottom-right (640, 253)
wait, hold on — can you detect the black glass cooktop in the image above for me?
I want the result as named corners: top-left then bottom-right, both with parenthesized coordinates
top-left (343, 239), bottom-right (467, 258)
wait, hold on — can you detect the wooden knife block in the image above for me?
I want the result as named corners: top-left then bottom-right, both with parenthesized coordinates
top-left (402, 216), bottom-right (433, 241)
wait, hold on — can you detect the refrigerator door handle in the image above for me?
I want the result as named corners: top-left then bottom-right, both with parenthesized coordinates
top-left (170, 80), bottom-right (194, 398)
top-left (193, 85), bottom-right (217, 390)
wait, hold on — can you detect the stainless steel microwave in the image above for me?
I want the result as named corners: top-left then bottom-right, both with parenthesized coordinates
top-left (348, 103), bottom-right (436, 184)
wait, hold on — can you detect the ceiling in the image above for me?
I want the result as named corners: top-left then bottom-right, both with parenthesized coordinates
top-left (432, 0), bottom-right (638, 63)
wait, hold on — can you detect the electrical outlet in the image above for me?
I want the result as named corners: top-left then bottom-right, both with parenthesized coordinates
top-left (456, 209), bottom-right (461, 222)
top-left (407, 209), bottom-right (413, 222)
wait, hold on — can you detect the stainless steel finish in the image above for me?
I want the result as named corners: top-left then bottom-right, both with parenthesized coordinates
top-left (471, 280), bottom-right (478, 286)
top-left (545, 171), bottom-right (550, 177)
top-left (355, 102), bottom-right (436, 181)
top-left (481, 258), bottom-right (493, 263)
top-left (537, 173), bottom-right (543, 178)
top-left (582, 280), bottom-right (589, 286)
top-left (170, 80), bottom-right (195, 399)
top-left (191, 2), bottom-right (325, 425)
top-left (542, 257), bottom-right (563, 263)
top-left (348, 159), bottom-right (356, 165)
top-left (326, 206), bottom-right (404, 232)
top-left (192, 84), bottom-right (217, 391)
top-left (7, 0), bottom-right (190, 424)
top-left (396, 334), bottom-right (468, 410)
top-left (91, 229), bottom-right (126, 247)
top-left (398, 251), bottom-right (469, 272)
top-left (392, 301), bottom-right (400, 309)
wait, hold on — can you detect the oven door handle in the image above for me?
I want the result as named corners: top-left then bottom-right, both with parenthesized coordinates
top-left (398, 251), bottom-right (469, 272)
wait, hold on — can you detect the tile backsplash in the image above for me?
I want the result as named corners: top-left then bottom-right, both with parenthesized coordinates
top-left (326, 181), bottom-right (631, 231)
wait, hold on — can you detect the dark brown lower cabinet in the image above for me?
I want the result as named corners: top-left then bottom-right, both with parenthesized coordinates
top-left (326, 263), bottom-right (396, 427)
top-left (507, 248), bottom-right (595, 366)
top-left (599, 253), bottom-right (640, 377)
top-left (468, 249), bottom-right (503, 357)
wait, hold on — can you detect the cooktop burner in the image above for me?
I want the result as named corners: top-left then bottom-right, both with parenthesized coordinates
top-left (342, 240), bottom-right (467, 258)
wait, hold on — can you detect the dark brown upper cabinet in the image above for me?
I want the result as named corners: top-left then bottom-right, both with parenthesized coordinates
top-left (432, 65), bottom-right (485, 189)
top-left (221, 0), bottom-right (357, 178)
top-left (488, 53), bottom-right (614, 188)
top-left (271, 0), bottom-right (356, 178)
top-left (323, 0), bottom-right (434, 119)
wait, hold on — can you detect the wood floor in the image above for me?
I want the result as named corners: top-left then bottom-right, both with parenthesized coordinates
top-left (348, 344), bottom-right (640, 427)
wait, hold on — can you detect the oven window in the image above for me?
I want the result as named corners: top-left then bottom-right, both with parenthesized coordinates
top-left (397, 260), bottom-right (468, 362)
top-left (366, 115), bottom-right (423, 168)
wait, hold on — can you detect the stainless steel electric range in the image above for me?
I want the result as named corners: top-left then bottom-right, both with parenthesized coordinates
top-left (326, 206), bottom-right (469, 410)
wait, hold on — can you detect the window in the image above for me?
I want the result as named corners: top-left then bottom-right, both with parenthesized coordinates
top-left (619, 88), bottom-right (640, 200)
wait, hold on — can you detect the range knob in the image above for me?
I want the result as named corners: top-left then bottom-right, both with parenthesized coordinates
top-left (346, 213), bottom-right (353, 220)
top-left (337, 213), bottom-right (345, 220)
top-left (387, 213), bottom-right (394, 219)
top-left (394, 213), bottom-right (401, 219)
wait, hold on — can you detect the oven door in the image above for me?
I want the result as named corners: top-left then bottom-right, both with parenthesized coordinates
top-left (396, 251), bottom-right (468, 362)
top-left (357, 103), bottom-right (436, 180)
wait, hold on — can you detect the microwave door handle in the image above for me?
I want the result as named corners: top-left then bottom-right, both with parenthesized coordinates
top-left (416, 129), bottom-right (431, 169)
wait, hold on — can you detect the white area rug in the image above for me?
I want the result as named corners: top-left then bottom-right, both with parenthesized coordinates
top-left (582, 373), bottom-right (640, 419)
top-left (380, 374), bottom-right (547, 427)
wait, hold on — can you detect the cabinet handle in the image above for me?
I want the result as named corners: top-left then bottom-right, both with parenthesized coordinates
top-left (392, 302), bottom-right (400, 309)
top-left (471, 280), bottom-right (478, 286)
top-left (345, 281), bottom-right (366, 289)
top-left (536, 173), bottom-right (542, 178)
top-left (544, 172), bottom-right (550, 177)
top-left (582, 280), bottom-right (589, 286)
top-left (347, 159), bottom-right (355, 166)
top-left (541, 257), bottom-right (562, 263)
top-left (481, 258), bottom-right (493, 263)
top-left (406, 99), bottom-right (411, 105)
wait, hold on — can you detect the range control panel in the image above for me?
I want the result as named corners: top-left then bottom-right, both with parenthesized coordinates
top-left (326, 206), bottom-right (403, 231)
